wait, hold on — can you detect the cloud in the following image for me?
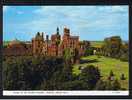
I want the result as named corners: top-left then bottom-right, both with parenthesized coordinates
top-left (111, 6), bottom-right (128, 13)
top-left (3, 6), bottom-right (9, 12)
top-left (4, 6), bottom-right (128, 41)
top-left (17, 11), bottom-right (24, 15)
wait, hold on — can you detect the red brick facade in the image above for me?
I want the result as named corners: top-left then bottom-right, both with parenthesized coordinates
top-left (32, 27), bottom-right (86, 57)
top-left (4, 27), bottom-right (88, 57)
top-left (3, 40), bottom-right (32, 56)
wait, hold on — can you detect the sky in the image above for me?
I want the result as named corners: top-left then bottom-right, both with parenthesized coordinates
top-left (3, 6), bottom-right (128, 41)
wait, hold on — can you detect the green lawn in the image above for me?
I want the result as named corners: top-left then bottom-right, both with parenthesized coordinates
top-left (72, 55), bottom-right (129, 89)
top-left (90, 41), bottom-right (104, 48)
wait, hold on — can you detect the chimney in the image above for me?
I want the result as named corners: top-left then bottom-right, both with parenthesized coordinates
top-left (46, 35), bottom-right (49, 42)
top-left (42, 32), bottom-right (44, 39)
top-left (64, 27), bottom-right (70, 34)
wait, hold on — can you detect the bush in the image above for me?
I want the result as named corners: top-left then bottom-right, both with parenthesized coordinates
top-left (120, 73), bottom-right (126, 80)
top-left (95, 80), bottom-right (106, 90)
top-left (95, 79), bottom-right (121, 90)
top-left (84, 47), bottom-right (94, 56)
top-left (120, 54), bottom-right (128, 62)
top-left (79, 65), bottom-right (101, 89)
top-left (61, 80), bottom-right (89, 90)
top-left (112, 79), bottom-right (121, 90)
top-left (3, 55), bottom-right (123, 90)
top-left (3, 56), bottom-right (64, 90)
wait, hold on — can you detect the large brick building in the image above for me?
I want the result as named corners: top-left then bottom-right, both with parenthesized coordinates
top-left (32, 27), bottom-right (86, 57)
top-left (3, 39), bottom-right (32, 56)
top-left (4, 27), bottom-right (89, 57)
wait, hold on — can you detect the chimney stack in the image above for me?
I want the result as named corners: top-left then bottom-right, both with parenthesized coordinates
top-left (64, 27), bottom-right (70, 34)
top-left (42, 32), bottom-right (44, 39)
top-left (46, 35), bottom-right (49, 42)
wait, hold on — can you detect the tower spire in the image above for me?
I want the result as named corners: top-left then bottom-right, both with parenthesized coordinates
top-left (42, 32), bottom-right (44, 39)
top-left (57, 27), bottom-right (59, 35)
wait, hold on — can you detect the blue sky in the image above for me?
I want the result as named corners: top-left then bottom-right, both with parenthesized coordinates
top-left (3, 6), bottom-right (128, 41)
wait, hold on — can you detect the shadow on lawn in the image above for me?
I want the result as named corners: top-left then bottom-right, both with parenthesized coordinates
top-left (80, 59), bottom-right (100, 64)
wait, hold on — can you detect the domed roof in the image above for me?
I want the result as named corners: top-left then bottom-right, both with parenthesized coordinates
top-left (8, 39), bottom-right (24, 46)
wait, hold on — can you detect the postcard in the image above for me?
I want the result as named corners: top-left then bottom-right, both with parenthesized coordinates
top-left (1, 5), bottom-right (131, 98)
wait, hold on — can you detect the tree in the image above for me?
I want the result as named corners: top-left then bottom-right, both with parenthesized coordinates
top-left (84, 47), bottom-right (94, 56)
top-left (120, 73), bottom-right (126, 80)
top-left (61, 80), bottom-right (89, 90)
top-left (3, 56), bottom-right (65, 90)
top-left (112, 79), bottom-right (121, 90)
top-left (102, 36), bottom-right (123, 58)
top-left (95, 79), bottom-right (121, 90)
top-left (63, 48), bottom-right (73, 64)
top-left (105, 80), bottom-right (113, 90)
top-left (119, 43), bottom-right (128, 61)
top-left (79, 65), bottom-right (101, 89)
top-left (73, 48), bottom-right (80, 63)
top-left (95, 79), bottom-right (106, 90)
top-left (108, 70), bottom-right (115, 81)
top-left (109, 70), bottom-right (114, 77)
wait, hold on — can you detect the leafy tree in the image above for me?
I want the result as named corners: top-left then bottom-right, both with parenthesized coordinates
top-left (3, 55), bottom-right (122, 90)
top-left (109, 70), bottom-right (114, 77)
top-left (61, 80), bottom-right (89, 90)
top-left (108, 70), bottom-right (115, 81)
top-left (95, 79), bottom-right (122, 90)
top-left (79, 65), bottom-right (101, 89)
top-left (63, 48), bottom-right (73, 64)
top-left (95, 79), bottom-right (106, 90)
top-left (84, 47), bottom-right (94, 56)
top-left (120, 73), bottom-right (126, 80)
top-left (102, 36), bottom-right (120, 56)
top-left (105, 80), bottom-right (113, 90)
top-left (3, 56), bottom-right (64, 90)
top-left (112, 79), bottom-right (121, 90)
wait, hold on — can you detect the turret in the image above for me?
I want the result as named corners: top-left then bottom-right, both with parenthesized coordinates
top-left (37, 32), bottom-right (40, 36)
top-left (46, 35), bottom-right (49, 42)
top-left (64, 27), bottom-right (70, 35)
top-left (42, 32), bottom-right (44, 39)
top-left (57, 27), bottom-right (59, 35)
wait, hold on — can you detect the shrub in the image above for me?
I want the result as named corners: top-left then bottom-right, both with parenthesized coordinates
top-left (79, 65), bottom-right (101, 89)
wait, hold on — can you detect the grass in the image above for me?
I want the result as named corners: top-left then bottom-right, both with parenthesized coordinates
top-left (90, 41), bottom-right (104, 48)
top-left (72, 55), bottom-right (129, 89)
